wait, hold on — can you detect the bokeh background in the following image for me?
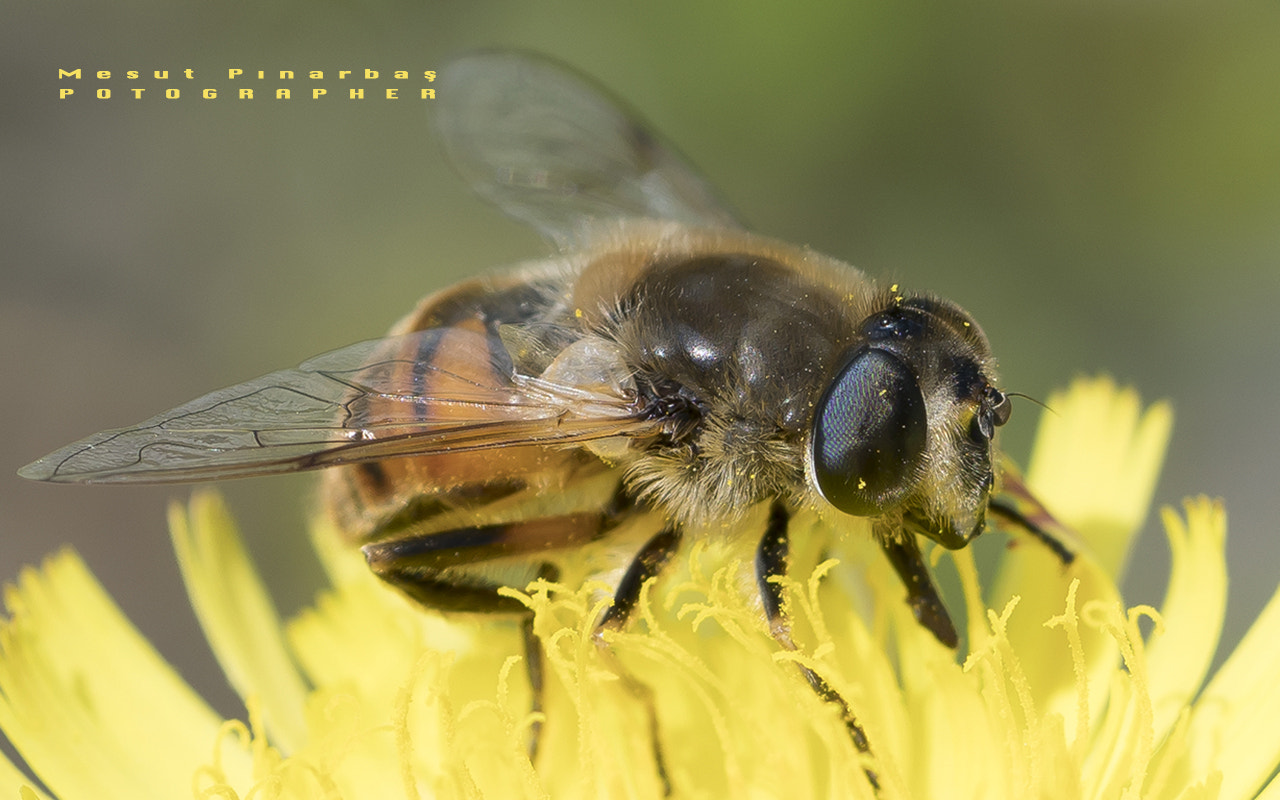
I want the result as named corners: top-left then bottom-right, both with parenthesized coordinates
top-left (5, 2), bottom-right (1279, 738)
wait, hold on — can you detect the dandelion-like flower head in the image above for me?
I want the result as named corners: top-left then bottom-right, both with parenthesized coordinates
top-left (2, 377), bottom-right (1277, 799)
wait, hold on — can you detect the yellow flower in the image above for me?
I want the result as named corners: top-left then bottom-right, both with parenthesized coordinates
top-left (2, 375), bottom-right (1278, 799)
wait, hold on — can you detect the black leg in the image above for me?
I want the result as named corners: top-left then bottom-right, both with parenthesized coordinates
top-left (519, 612), bottom-right (545, 756)
top-left (363, 512), bottom-right (611, 763)
top-left (520, 562), bottom-right (560, 758)
top-left (988, 499), bottom-right (1077, 564)
top-left (878, 534), bottom-right (959, 648)
top-left (594, 526), bottom-right (683, 796)
top-left (598, 526), bottom-right (682, 631)
top-left (989, 464), bottom-right (1079, 566)
top-left (755, 502), bottom-right (879, 790)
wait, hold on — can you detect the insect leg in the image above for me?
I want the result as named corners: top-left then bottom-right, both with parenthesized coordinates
top-left (594, 525), bottom-right (683, 796)
top-left (878, 534), bottom-right (959, 648)
top-left (519, 584), bottom-right (552, 749)
top-left (987, 464), bottom-right (1080, 566)
top-left (362, 513), bottom-right (600, 761)
top-left (756, 501), bottom-right (879, 790)
top-left (987, 499), bottom-right (1077, 564)
top-left (597, 526), bottom-right (682, 630)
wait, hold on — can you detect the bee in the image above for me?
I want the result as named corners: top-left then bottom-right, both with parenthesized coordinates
top-left (20, 51), bottom-right (1072, 787)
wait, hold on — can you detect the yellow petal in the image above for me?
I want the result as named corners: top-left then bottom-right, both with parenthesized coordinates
top-left (1255, 771), bottom-right (1280, 800)
top-left (1178, 566), bottom-right (1280, 799)
top-left (1144, 498), bottom-right (1227, 741)
top-left (170, 489), bottom-right (310, 753)
top-left (1023, 375), bottom-right (1173, 577)
top-left (0, 747), bottom-right (50, 799)
top-left (989, 377), bottom-right (1171, 733)
top-left (0, 549), bottom-right (249, 799)
top-left (286, 513), bottom-right (481, 705)
top-left (285, 514), bottom-right (523, 797)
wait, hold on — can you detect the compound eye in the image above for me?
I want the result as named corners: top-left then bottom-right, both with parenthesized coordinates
top-left (812, 347), bottom-right (927, 517)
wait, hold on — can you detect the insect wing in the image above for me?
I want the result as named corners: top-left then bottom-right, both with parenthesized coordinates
top-left (18, 326), bottom-right (653, 484)
top-left (437, 51), bottom-right (740, 248)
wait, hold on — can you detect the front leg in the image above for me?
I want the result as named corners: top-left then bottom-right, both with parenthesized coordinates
top-left (877, 533), bottom-right (958, 648)
top-left (988, 466), bottom-right (1079, 566)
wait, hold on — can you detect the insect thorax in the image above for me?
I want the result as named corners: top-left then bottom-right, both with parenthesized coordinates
top-left (603, 250), bottom-right (863, 527)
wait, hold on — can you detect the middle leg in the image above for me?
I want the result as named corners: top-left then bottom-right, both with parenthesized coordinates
top-left (756, 501), bottom-right (879, 790)
top-left (593, 525), bottom-right (684, 796)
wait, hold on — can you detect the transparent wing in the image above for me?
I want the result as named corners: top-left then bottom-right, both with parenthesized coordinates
top-left (18, 327), bottom-right (655, 484)
top-left (437, 50), bottom-right (741, 248)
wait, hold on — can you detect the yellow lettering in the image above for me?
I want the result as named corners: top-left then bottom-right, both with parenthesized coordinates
top-left (239, 88), bottom-right (254, 99)
top-left (165, 88), bottom-right (179, 99)
top-left (257, 71), bottom-right (265, 79)
top-left (97, 88), bottom-right (110, 98)
top-left (424, 70), bottom-right (436, 81)
top-left (339, 70), bottom-right (352, 79)
top-left (365, 69), bottom-right (379, 79)
top-left (312, 88), bottom-right (327, 99)
top-left (97, 71), bottom-right (111, 79)
top-left (276, 88), bottom-right (290, 99)
top-left (394, 70), bottom-right (408, 79)
top-left (229, 69), bottom-right (243, 79)
top-left (309, 70), bottom-right (323, 79)
top-left (132, 88), bottom-right (145, 98)
top-left (280, 71), bottom-right (294, 80)
top-left (185, 69), bottom-right (194, 79)
top-left (421, 88), bottom-right (436, 99)
top-left (58, 69), bottom-right (81, 79)
top-left (386, 88), bottom-right (398, 99)
top-left (154, 70), bottom-right (168, 79)
top-left (59, 89), bottom-right (74, 98)
top-left (203, 88), bottom-right (217, 99)
top-left (126, 71), bottom-right (139, 79)
top-left (349, 88), bottom-right (364, 99)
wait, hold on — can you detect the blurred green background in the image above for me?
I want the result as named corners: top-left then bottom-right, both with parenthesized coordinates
top-left (4, 3), bottom-right (1279, 728)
